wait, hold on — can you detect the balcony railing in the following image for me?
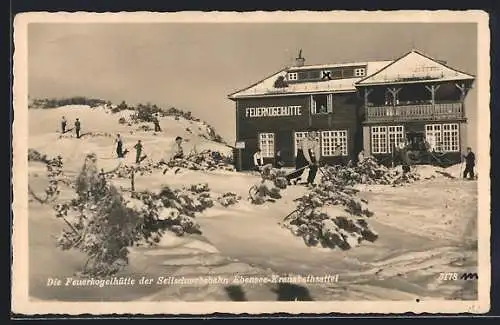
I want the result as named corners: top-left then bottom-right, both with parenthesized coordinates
top-left (365, 102), bottom-right (464, 122)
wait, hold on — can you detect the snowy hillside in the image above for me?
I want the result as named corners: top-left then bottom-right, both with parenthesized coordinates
top-left (28, 104), bottom-right (232, 173)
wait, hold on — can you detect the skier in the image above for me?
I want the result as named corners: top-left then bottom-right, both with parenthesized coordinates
top-left (115, 134), bottom-right (124, 158)
top-left (74, 118), bottom-right (81, 138)
top-left (462, 147), bottom-right (476, 180)
top-left (253, 148), bottom-right (264, 171)
top-left (61, 116), bottom-right (67, 134)
top-left (397, 139), bottom-right (410, 173)
top-left (153, 117), bottom-right (162, 132)
top-left (134, 140), bottom-right (143, 164)
top-left (286, 129), bottom-right (320, 187)
top-left (275, 149), bottom-right (285, 169)
top-left (170, 136), bottom-right (184, 160)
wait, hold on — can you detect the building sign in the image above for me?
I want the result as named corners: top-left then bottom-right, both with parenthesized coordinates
top-left (245, 105), bottom-right (302, 118)
top-left (235, 141), bottom-right (245, 149)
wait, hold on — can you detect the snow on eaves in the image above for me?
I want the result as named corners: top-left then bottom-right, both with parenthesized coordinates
top-left (227, 50), bottom-right (475, 100)
top-left (355, 50), bottom-right (475, 86)
top-left (228, 61), bottom-right (392, 100)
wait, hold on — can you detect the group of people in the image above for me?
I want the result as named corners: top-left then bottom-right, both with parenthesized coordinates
top-left (252, 129), bottom-right (327, 188)
top-left (251, 128), bottom-right (477, 186)
top-left (61, 116), bottom-right (81, 138)
top-left (114, 134), bottom-right (185, 164)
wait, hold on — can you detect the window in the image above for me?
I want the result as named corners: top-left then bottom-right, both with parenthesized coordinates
top-left (425, 124), bottom-right (442, 152)
top-left (387, 126), bottom-right (405, 153)
top-left (371, 126), bottom-right (388, 154)
top-left (425, 123), bottom-right (459, 152)
top-left (287, 72), bottom-right (298, 81)
top-left (294, 132), bottom-right (309, 156)
top-left (442, 124), bottom-right (460, 152)
top-left (311, 94), bottom-right (333, 115)
top-left (258, 133), bottom-right (275, 158)
top-left (371, 125), bottom-right (404, 154)
top-left (321, 130), bottom-right (348, 156)
top-left (354, 68), bottom-right (366, 77)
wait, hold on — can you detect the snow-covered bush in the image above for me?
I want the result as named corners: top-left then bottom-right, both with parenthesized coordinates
top-left (217, 192), bottom-right (241, 207)
top-left (53, 154), bottom-right (218, 277)
top-left (29, 154), bottom-right (70, 204)
top-left (280, 164), bottom-right (378, 250)
top-left (249, 164), bottom-right (288, 204)
top-left (28, 148), bottom-right (50, 164)
top-left (163, 150), bottom-right (235, 172)
top-left (323, 157), bottom-right (421, 187)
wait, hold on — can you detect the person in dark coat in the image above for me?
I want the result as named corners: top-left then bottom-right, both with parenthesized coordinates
top-left (115, 134), bottom-right (124, 158)
top-left (61, 116), bottom-right (67, 134)
top-left (153, 117), bottom-right (162, 132)
top-left (462, 147), bottom-right (476, 180)
top-left (275, 149), bottom-right (285, 168)
top-left (74, 118), bottom-right (81, 138)
top-left (286, 129), bottom-right (320, 187)
top-left (170, 136), bottom-right (184, 160)
top-left (134, 140), bottom-right (143, 164)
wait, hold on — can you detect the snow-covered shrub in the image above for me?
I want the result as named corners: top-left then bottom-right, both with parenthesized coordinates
top-left (217, 192), bottom-right (241, 207)
top-left (28, 148), bottom-right (50, 164)
top-left (249, 164), bottom-right (288, 204)
top-left (53, 154), bottom-right (220, 277)
top-left (322, 157), bottom-right (420, 187)
top-left (189, 183), bottom-right (210, 194)
top-left (163, 150), bottom-right (235, 173)
top-left (29, 154), bottom-right (70, 204)
top-left (280, 164), bottom-right (378, 250)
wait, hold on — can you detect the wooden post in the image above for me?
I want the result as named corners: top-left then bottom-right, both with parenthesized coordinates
top-left (425, 84), bottom-right (441, 119)
top-left (387, 87), bottom-right (401, 116)
top-left (237, 148), bottom-right (242, 171)
top-left (131, 170), bottom-right (135, 192)
top-left (454, 82), bottom-right (466, 101)
top-left (308, 95), bottom-right (313, 126)
top-left (364, 88), bottom-right (373, 116)
top-left (391, 144), bottom-right (395, 168)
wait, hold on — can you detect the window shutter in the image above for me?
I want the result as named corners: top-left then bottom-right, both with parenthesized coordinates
top-left (327, 94), bottom-right (333, 113)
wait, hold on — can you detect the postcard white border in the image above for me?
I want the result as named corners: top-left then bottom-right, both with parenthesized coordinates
top-left (12, 10), bottom-right (491, 315)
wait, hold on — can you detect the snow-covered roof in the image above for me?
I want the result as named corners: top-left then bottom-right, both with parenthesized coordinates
top-left (228, 50), bottom-right (475, 100)
top-left (355, 50), bottom-right (475, 86)
top-left (228, 61), bottom-right (392, 100)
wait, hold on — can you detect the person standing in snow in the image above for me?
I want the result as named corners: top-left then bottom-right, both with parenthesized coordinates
top-left (134, 140), bottom-right (143, 164)
top-left (253, 148), bottom-right (264, 171)
top-left (286, 129), bottom-right (321, 187)
top-left (357, 150), bottom-right (366, 164)
top-left (74, 118), bottom-right (81, 138)
top-left (275, 149), bottom-right (285, 168)
top-left (115, 134), bottom-right (124, 158)
top-left (462, 147), bottom-right (476, 180)
top-left (170, 136), bottom-right (184, 160)
top-left (61, 116), bottom-right (67, 134)
top-left (153, 116), bottom-right (162, 132)
top-left (332, 145), bottom-right (343, 165)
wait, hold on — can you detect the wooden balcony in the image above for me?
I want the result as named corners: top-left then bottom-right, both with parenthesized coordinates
top-left (365, 102), bottom-right (464, 122)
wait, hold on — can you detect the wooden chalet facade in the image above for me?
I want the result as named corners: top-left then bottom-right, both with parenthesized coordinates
top-left (228, 50), bottom-right (475, 170)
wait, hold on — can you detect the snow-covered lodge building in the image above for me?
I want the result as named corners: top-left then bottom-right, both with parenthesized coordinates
top-left (228, 50), bottom-right (475, 170)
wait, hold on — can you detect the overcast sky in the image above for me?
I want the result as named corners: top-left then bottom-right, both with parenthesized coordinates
top-left (28, 22), bottom-right (478, 147)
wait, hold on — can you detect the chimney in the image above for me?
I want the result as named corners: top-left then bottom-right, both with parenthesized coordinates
top-left (295, 49), bottom-right (305, 67)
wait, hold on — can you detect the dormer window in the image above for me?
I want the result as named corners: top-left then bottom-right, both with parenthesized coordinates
top-left (287, 72), bottom-right (298, 81)
top-left (354, 68), bottom-right (366, 77)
